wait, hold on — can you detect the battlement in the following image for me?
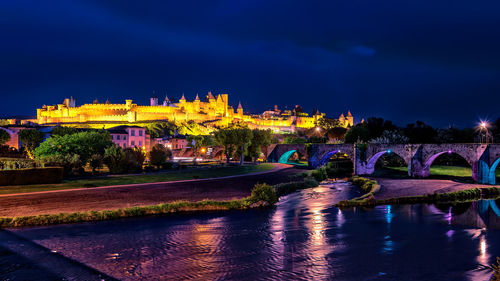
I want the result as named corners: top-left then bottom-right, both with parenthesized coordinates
top-left (35, 93), bottom-right (353, 132)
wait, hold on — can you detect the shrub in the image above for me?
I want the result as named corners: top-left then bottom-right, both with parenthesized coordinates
top-left (274, 178), bottom-right (319, 197)
top-left (103, 145), bottom-right (127, 174)
top-left (41, 154), bottom-right (83, 176)
top-left (89, 154), bottom-right (103, 173)
top-left (493, 257), bottom-right (500, 281)
top-left (311, 167), bottom-right (328, 182)
top-left (0, 129), bottom-right (10, 145)
top-left (161, 162), bottom-right (174, 170)
top-left (104, 146), bottom-right (145, 174)
top-left (250, 183), bottom-right (278, 205)
top-left (149, 144), bottom-right (170, 168)
top-left (0, 167), bottom-right (63, 186)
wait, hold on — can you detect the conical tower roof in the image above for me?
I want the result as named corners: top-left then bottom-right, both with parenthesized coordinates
top-left (195, 93), bottom-right (200, 101)
top-left (207, 91), bottom-right (215, 100)
top-left (180, 93), bottom-right (186, 101)
top-left (237, 101), bottom-right (243, 109)
top-left (347, 110), bottom-right (352, 117)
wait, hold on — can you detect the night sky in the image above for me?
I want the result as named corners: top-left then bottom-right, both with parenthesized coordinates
top-left (2, 1), bottom-right (500, 127)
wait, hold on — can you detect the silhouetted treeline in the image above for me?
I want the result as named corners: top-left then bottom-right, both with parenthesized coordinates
top-left (342, 117), bottom-right (500, 144)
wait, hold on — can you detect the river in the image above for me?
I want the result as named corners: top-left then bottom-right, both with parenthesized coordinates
top-left (1, 182), bottom-right (499, 280)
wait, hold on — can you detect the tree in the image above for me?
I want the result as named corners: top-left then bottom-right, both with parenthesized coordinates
top-left (89, 154), bottom-right (104, 174)
top-left (436, 127), bottom-right (475, 143)
top-left (214, 129), bottom-right (236, 163)
top-left (149, 144), bottom-right (169, 169)
top-left (145, 121), bottom-right (177, 138)
top-left (344, 125), bottom-right (370, 143)
top-left (0, 129), bottom-right (11, 145)
top-left (233, 128), bottom-right (253, 165)
top-left (51, 126), bottom-right (78, 136)
top-left (327, 127), bottom-right (348, 142)
top-left (283, 136), bottom-right (307, 144)
top-left (365, 117), bottom-right (397, 139)
top-left (35, 130), bottom-right (113, 171)
top-left (187, 135), bottom-right (205, 164)
top-left (103, 145), bottom-right (145, 174)
top-left (369, 130), bottom-right (409, 144)
top-left (403, 121), bottom-right (437, 143)
top-left (318, 117), bottom-right (343, 130)
top-left (18, 129), bottom-right (45, 159)
top-left (247, 129), bottom-right (272, 164)
top-left (103, 145), bottom-right (127, 174)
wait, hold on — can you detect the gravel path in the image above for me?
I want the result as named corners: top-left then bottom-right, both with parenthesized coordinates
top-left (374, 178), bottom-right (497, 200)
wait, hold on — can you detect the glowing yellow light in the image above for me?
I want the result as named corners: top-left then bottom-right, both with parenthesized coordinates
top-left (201, 148), bottom-right (206, 153)
top-left (480, 122), bottom-right (487, 129)
top-left (316, 127), bottom-right (320, 132)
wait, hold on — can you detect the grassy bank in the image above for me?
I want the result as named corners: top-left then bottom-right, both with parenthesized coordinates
top-left (387, 165), bottom-right (474, 177)
top-left (0, 177), bottom-right (320, 228)
top-left (0, 164), bottom-right (275, 195)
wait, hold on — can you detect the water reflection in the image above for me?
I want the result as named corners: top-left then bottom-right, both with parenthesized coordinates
top-left (2, 184), bottom-right (500, 281)
top-left (432, 200), bottom-right (500, 230)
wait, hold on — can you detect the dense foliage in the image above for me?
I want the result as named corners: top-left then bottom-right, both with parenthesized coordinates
top-left (103, 145), bottom-right (145, 174)
top-left (35, 130), bottom-right (113, 175)
top-left (0, 129), bottom-right (11, 145)
top-left (149, 144), bottom-right (172, 168)
top-left (18, 129), bottom-right (45, 159)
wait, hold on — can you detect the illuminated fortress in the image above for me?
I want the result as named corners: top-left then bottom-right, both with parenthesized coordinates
top-left (36, 92), bottom-right (353, 132)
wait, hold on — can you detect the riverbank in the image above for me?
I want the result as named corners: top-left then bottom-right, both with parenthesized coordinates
top-left (337, 177), bottom-right (500, 207)
top-left (0, 163), bottom-right (276, 195)
top-left (0, 164), bottom-right (302, 218)
top-left (0, 178), bottom-right (319, 228)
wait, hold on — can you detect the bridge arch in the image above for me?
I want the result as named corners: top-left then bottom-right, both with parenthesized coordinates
top-left (365, 149), bottom-right (408, 175)
top-left (318, 150), bottom-right (348, 167)
top-left (488, 157), bottom-right (500, 185)
top-left (421, 150), bottom-right (471, 178)
top-left (278, 150), bottom-right (299, 164)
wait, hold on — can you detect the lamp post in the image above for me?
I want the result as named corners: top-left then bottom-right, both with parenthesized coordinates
top-left (478, 121), bottom-right (491, 144)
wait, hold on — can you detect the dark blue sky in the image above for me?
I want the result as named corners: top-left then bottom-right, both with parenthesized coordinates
top-left (2, 0), bottom-right (500, 127)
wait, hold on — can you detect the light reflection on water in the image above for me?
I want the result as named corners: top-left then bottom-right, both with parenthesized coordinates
top-left (2, 183), bottom-right (500, 281)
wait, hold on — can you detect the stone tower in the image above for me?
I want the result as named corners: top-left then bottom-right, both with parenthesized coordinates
top-left (237, 101), bottom-right (243, 117)
top-left (346, 111), bottom-right (354, 127)
top-left (150, 91), bottom-right (158, 106)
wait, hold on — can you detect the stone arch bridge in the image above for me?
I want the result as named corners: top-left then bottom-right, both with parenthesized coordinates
top-left (267, 143), bottom-right (500, 185)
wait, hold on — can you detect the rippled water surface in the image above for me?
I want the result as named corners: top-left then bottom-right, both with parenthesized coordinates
top-left (2, 182), bottom-right (500, 280)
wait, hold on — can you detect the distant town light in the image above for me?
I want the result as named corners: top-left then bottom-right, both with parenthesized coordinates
top-left (201, 148), bottom-right (206, 153)
top-left (316, 127), bottom-right (320, 132)
top-left (387, 149), bottom-right (392, 154)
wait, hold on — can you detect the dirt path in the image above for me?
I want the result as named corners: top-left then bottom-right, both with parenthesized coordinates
top-left (0, 164), bottom-right (301, 217)
top-left (374, 178), bottom-right (497, 200)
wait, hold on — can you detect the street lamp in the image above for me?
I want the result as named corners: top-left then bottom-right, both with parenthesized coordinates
top-left (478, 121), bottom-right (491, 144)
